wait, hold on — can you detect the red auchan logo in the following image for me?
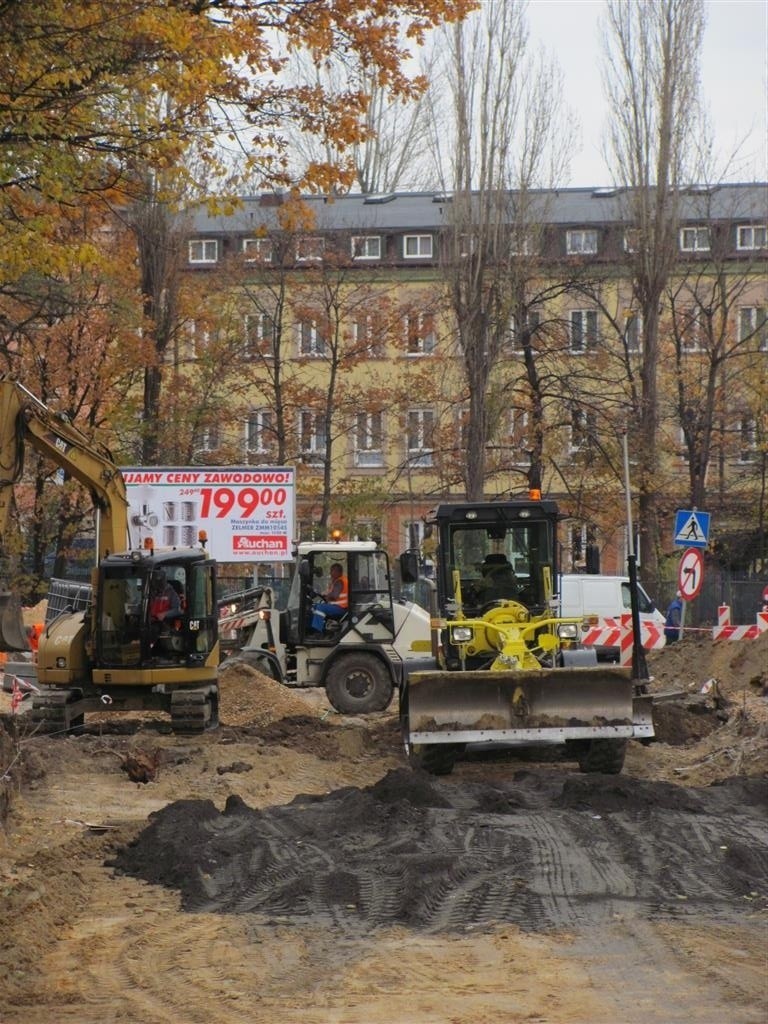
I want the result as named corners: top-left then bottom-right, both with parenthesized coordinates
top-left (232, 535), bottom-right (288, 552)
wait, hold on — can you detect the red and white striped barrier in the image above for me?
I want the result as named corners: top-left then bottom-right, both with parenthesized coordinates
top-left (712, 606), bottom-right (768, 642)
top-left (581, 616), bottom-right (666, 664)
top-left (581, 616), bottom-right (622, 650)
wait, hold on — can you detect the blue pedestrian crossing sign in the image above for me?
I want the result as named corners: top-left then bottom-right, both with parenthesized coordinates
top-left (673, 509), bottom-right (711, 548)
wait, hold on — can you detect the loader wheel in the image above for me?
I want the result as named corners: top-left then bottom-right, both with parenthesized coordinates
top-left (408, 743), bottom-right (463, 776)
top-left (576, 738), bottom-right (627, 775)
top-left (325, 653), bottom-right (393, 715)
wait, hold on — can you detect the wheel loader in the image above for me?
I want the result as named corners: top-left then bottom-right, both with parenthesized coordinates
top-left (0, 378), bottom-right (220, 734)
top-left (228, 538), bottom-right (431, 714)
top-left (399, 496), bottom-right (654, 774)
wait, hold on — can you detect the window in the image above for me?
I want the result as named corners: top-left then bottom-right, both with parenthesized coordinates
top-left (406, 409), bottom-right (434, 467)
top-left (570, 310), bottom-right (598, 352)
top-left (677, 426), bottom-right (690, 462)
top-left (679, 226), bottom-right (710, 252)
top-left (569, 523), bottom-right (598, 572)
top-left (623, 229), bottom-right (640, 253)
top-left (351, 316), bottom-right (384, 358)
top-left (679, 309), bottom-right (704, 352)
top-left (354, 412), bottom-right (384, 467)
top-left (507, 409), bottom-right (529, 465)
top-left (739, 306), bottom-right (768, 350)
top-left (185, 320), bottom-right (212, 358)
top-left (246, 410), bottom-right (273, 455)
top-left (569, 407), bottom-right (595, 453)
top-left (566, 229), bottom-right (598, 255)
top-left (403, 234), bottom-right (433, 259)
top-left (299, 410), bottom-right (326, 464)
top-left (624, 312), bottom-right (643, 353)
top-left (404, 519), bottom-right (426, 550)
top-left (296, 236), bottom-right (324, 261)
top-left (509, 230), bottom-right (534, 256)
top-left (738, 415), bottom-right (757, 462)
top-left (459, 233), bottom-right (477, 257)
top-left (404, 312), bottom-right (436, 355)
top-left (297, 318), bottom-right (326, 357)
top-left (195, 425), bottom-right (220, 452)
top-left (244, 313), bottom-right (275, 358)
top-left (243, 237), bottom-right (273, 262)
top-left (351, 235), bottom-right (381, 260)
top-left (507, 311), bottom-right (540, 353)
top-left (737, 224), bottom-right (767, 250)
top-left (188, 239), bottom-right (218, 264)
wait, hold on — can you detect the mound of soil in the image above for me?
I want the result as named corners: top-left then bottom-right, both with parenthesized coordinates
top-left (110, 766), bottom-right (768, 934)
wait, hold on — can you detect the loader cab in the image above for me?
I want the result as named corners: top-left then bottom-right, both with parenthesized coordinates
top-left (96, 549), bottom-right (218, 667)
top-left (427, 499), bottom-right (560, 618)
top-left (286, 542), bottom-right (396, 646)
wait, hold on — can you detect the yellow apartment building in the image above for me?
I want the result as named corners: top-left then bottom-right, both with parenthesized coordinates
top-left (178, 185), bottom-right (767, 583)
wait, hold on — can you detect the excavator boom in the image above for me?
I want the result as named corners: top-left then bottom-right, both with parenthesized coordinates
top-left (0, 378), bottom-right (130, 650)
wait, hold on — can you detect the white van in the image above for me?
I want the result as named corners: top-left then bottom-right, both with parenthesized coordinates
top-left (558, 574), bottom-right (666, 661)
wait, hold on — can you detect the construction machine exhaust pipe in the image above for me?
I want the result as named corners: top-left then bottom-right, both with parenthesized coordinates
top-left (0, 588), bottom-right (31, 652)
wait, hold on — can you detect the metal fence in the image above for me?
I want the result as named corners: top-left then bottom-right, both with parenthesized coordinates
top-left (656, 573), bottom-right (767, 632)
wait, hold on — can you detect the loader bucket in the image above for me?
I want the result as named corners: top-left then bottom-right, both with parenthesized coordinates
top-left (403, 665), bottom-right (650, 747)
top-left (0, 588), bottom-right (31, 652)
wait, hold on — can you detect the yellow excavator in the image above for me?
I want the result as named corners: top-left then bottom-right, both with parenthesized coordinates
top-left (399, 496), bottom-right (654, 774)
top-left (0, 378), bottom-right (220, 734)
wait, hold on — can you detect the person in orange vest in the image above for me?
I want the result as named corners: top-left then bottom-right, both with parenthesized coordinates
top-left (27, 622), bottom-right (43, 658)
top-left (310, 562), bottom-right (348, 632)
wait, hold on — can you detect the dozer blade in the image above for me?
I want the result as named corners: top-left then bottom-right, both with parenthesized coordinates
top-left (404, 665), bottom-right (650, 746)
top-left (0, 588), bottom-right (31, 652)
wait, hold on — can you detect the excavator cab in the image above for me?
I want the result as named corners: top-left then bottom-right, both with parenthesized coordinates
top-left (95, 550), bottom-right (218, 668)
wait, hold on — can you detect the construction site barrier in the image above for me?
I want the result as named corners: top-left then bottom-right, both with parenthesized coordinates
top-left (712, 606), bottom-right (768, 642)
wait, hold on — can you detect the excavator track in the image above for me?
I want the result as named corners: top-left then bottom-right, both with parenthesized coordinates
top-left (31, 688), bottom-right (85, 736)
top-left (170, 687), bottom-right (219, 735)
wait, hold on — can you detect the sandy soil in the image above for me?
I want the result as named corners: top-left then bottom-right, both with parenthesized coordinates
top-left (0, 631), bottom-right (766, 1024)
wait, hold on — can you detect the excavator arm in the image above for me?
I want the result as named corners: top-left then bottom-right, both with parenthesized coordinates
top-left (0, 377), bottom-right (131, 650)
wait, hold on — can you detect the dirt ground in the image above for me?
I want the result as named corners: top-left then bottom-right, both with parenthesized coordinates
top-left (0, 629), bottom-right (766, 1024)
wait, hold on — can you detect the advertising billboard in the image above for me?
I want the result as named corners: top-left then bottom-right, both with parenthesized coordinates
top-left (122, 466), bottom-right (295, 563)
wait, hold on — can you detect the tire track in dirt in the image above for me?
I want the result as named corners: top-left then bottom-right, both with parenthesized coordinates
top-left (111, 768), bottom-right (768, 934)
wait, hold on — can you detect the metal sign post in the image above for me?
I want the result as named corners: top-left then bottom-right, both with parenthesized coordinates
top-left (622, 431), bottom-right (649, 682)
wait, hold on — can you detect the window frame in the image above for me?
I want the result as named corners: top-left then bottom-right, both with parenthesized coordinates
top-left (244, 312), bottom-right (276, 358)
top-left (569, 309), bottom-right (599, 353)
top-left (738, 414), bottom-right (757, 463)
top-left (242, 237), bottom-right (273, 262)
top-left (297, 318), bottom-right (326, 357)
top-left (739, 305), bottom-right (768, 350)
top-left (298, 409), bottom-right (327, 464)
top-left (353, 411), bottom-right (384, 468)
top-left (245, 409), bottom-right (274, 456)
top-left (295, 236), bottom-right (325, 262)
top-left (566, 229), bottom-right (598, 256)
top-left (351, 235), bottom-right (382, 260)
top-left (403, 233), bottom-right (433, 259)
top-left (569, 406), bottom-right (596, 454)
top-left (406, 408), bottom-right (435, 467)
top-left (404, 312), bottom-right (437, 356)
top-left (736, 224), bottom-right (767, 251)
top-left (188, 239), bottom-right (218, 264)
top-left (679, 226), bottom-right (710, 253)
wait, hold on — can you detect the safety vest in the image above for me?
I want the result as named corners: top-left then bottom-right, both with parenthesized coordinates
top-left (331, 574), bottom-right (349, 609)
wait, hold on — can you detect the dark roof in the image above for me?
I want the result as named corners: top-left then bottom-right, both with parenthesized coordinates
top-left (188, 183), bottom-right (768, 235)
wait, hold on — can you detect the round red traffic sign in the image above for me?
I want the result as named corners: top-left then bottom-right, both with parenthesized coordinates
top-left (678, 547), bottom-right (704, 600)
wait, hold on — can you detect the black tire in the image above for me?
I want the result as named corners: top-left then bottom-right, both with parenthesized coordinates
top-left (324, 653), bottom-right (394, 714)
top-left (408, 743), bottom-right (463, 775)
top-left (577, 738), bottom-right (627, 774)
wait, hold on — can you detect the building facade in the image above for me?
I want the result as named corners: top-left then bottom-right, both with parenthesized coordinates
top-left (178, 184), bottom-right (767, 581)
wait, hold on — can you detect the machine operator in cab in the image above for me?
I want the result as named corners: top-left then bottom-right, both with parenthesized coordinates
top-left (310, 562), bottom-right (348, 632)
